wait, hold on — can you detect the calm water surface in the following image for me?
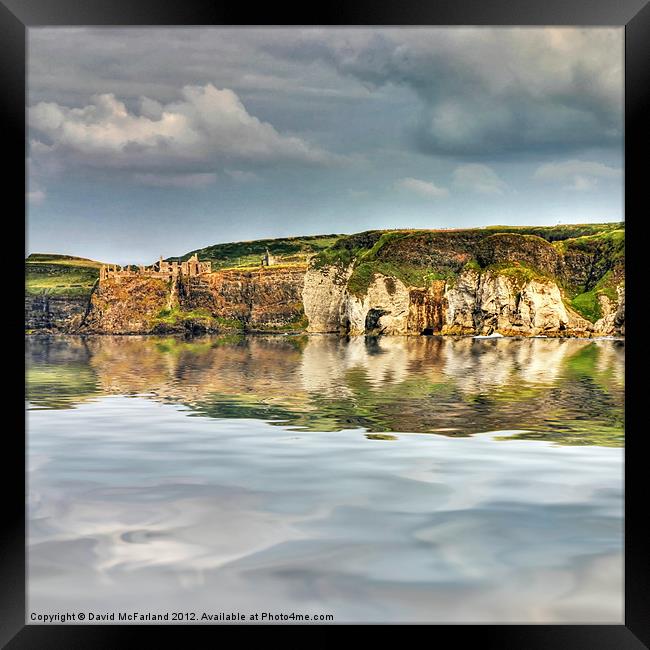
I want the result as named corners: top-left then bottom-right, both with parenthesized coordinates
top-left (27, 334), bottom-right (624, 623)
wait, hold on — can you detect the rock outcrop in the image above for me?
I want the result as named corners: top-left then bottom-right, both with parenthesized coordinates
top-left (302, 263), bottom-right (354, 333)
top-left (443, 271), bottom-right (577, 336)
top-left (303, 267), bottom-right (587, 337)
top-left (181, 266), bottom-right (307, 331)
top-left (25, 295), bottom-right (89, 333)
top-left (80, 266), bottom-right (307, 335)
top-left (299, 225), bottom-right (624, 338)
top-left (342, 274), bottom-right (411, 335)
top-left (593, 284), bottom-right (625, 336)
top-left (81, 276), bottom-right (171, 334)
top-left (304, 266), bottom-right (623, 338)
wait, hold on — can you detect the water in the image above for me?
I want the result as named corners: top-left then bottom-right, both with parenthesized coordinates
top-left (26, 334), bottom-right (624, 623)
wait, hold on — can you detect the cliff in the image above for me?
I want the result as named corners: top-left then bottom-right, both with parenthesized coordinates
top-left (25, 253), bottom-right (102, 334)
top-left (26, 223), bottom-right (624, 337)
top-left (303, 224), bottom-right (624, 337)
top-left (80, 265), bottom-right (307, 335)
top-left (25, 294), bottom-right (89, 332)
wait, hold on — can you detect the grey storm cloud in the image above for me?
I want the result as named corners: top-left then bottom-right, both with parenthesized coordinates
top-left (261, 28), bottom-right (623, 156)
top-left (28, 27), bottom-right (622, 164)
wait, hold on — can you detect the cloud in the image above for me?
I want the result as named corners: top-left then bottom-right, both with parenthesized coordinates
top-left (28, 83), bottom-right (340, 174)
top-left (533, 159), bottom-right (622, 191)
top-left (27, 28), bottom-right (623, 163)
top-left (27, 189), bottom-right (46, 205)
top-left (27, 28), bottom-right (369, 109)
top-left (225, 169), bottom-right (260, 183)
top-left (396, 177), bottom-right (449, 198)
top-left (453, 164), bottom-right (508, 195)
top-left (264, 27), bottom-right (623, 156)
top-left (134, 172), bottom-right (218, 188)
top-left (348, 189), bottom-right (370, 198)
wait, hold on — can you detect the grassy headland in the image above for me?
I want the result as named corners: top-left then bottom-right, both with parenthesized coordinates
top-left (310, 223), bottom-right (624, 322)
top-left (26, 253), bottom-right (105, 297)
top-left (168, 234), bottom-right (345, 270)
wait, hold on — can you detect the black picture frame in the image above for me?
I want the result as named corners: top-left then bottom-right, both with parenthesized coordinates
top-left (4, 0), bottom-right (648, 645)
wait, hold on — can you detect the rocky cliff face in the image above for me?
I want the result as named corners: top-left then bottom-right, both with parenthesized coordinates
top-left (25, 295), bottom-right (89, 333)
top-left (79, 266), bottom-right (307, 334)
top-left (304, 267), bottom-right (616, 337)
top-left (303, 227), bottom-right (624, 337)
top-left (302, 263), bottom-right (353, 333)
top-left (81, 276), bottom-right (172, 334)
top-left (180, 266), bottom-right (307, 331)
top-left (593, 285), bottom-right (625, 336)
top-left (341, 274), bottom-right (410, 335)
top-left (442, 271), bottom-right (591, 336)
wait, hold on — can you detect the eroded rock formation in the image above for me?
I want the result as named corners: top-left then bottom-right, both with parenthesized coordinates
top-left (80, 266), bottom-right (307, 334)
top-left (25, 295), bottom-right (89, 333)
top-left (303, 268), bottom-right (623, 338)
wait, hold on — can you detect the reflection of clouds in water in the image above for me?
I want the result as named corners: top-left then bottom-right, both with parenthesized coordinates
top-left (33, 490), bottom-right (309, 577)
top-left (28, 397), bottom-right (622, 622)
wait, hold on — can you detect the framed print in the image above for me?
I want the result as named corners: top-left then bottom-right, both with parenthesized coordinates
top-left (3, 0), bottom-right (649, 646)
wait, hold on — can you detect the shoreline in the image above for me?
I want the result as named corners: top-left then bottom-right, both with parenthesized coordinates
top-left (24, 330), bottom-right (625, 341)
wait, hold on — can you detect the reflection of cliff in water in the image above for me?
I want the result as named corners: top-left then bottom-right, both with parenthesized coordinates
top-left (26, 334), bottom-right (624, 445)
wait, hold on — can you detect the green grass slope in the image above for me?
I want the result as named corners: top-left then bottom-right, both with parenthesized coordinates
top-left (169, 234), bottom-right (345, 270)
top-left (26, 253), bottom-right (105, 297)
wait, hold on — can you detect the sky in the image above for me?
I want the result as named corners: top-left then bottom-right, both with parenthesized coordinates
top-left (27, 27), bottom-right (624, 265)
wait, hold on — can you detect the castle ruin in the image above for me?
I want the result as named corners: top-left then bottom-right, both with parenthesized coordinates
top-left (261, 248), bottom-right (277, 266)
top-left (100, 253), bottom-right (211, 282)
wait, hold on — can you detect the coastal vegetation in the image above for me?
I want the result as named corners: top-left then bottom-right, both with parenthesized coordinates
top-left (26, 253), bottom-right (103, 297)
top-left (152, 307), bottom-right (244, 332)
top-left (169, 234), bottom-right (345, 269)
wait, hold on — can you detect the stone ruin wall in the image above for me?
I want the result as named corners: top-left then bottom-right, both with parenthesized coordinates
top-left (100, 255), bottom-right (212, 282)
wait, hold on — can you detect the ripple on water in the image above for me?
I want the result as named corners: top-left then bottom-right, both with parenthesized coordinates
top-left (26, 335), bottom-right (624, 622)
